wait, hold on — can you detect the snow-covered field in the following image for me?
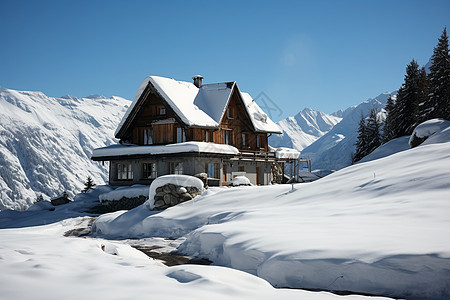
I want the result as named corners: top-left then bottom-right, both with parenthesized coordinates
top-left (0, 197), bottom-right (390, 300)
top-left (1, 120), bottom-right (449, 299)
top-left (92, 124), bottom-right (450, 299)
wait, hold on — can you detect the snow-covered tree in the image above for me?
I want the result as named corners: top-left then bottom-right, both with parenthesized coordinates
top-left (82, 176), bottom-right (96, 193)
top-left (424, 27), bottom-right (450, 120)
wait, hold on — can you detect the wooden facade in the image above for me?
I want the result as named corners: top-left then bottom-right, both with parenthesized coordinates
top-left (94, 76), bottom-right (296, 187)
top-left (121, 84), bottom-right (269, 153)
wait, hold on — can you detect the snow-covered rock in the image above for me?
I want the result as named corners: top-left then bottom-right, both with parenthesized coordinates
top-left (231, 176), bottom-right (251, 186)
top-left (26, 200), bottom-right (54, 211)
top-left (409, 118), bottom-right (450, 147)
top-left (269, 108), bottom-right (342, 151)
top-left (0, 87), bottom-right (130, 211)
top-left (146, 175), bottom-right (204, 210)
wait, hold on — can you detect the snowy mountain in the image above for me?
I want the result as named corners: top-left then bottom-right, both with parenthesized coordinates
top-left (0, 88), bottom-right (130, 211)
top-left (269, 108), bottom-right (342, 151)
top-left (301, 92), bottom-right (395, 170)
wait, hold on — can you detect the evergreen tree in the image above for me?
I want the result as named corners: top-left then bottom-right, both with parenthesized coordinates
top-left (383, 95), bottom-right (396, 143)
top-left (354, 114), bottom-right (369, 162)
top-left (36, 194), bottom-right (44, 203)
top-left (82, 176), bottom-right (96, 193)
top-left (366, 108), bottom-right (382, 154)
top-left (426, 27), bottom-right (450, 120)
top-left (414, 67), bottom-right (430, 124)
top-left (389, 59), bottom-right (424, 138)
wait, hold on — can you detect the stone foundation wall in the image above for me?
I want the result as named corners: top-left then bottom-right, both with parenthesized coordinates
top-left (153, 183), bottom-right (201, 210)
top-left (102, 195), bottom-right (148, 211)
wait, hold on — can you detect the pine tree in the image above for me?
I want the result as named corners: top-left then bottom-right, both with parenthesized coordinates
top-left (390, 59), bottom-right (424, 138)
top-left (36, 194), bottom-right (44, 203)
top-left (426, 27), bottom-right (450, 120)
top-left (383, 95), bottom-right (396, 143)
top-left (414, 67), bottom-right (430, 124)
top-left (354, 114), bottom-right (369, 162)
top-left (82, 176), bottom-right (96, 193)
top-left (366, 108), bottom-right (382, 154)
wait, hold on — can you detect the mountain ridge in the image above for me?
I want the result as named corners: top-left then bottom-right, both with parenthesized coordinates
top-left (0, 87), bottom-right (130, 210)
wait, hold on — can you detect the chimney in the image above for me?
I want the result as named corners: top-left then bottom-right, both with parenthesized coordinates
top-left (192, 75), bottom-right (204, 88)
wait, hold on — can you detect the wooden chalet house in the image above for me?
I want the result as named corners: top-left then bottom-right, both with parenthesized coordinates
top-left (92, 75), bottom-right (299, 186)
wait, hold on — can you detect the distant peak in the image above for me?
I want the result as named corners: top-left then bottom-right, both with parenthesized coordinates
top-left (60, 94), bottom-right (79, 101)
top-left (85, 94), bottom-right (108, 99)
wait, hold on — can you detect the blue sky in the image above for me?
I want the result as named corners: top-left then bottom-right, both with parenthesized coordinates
top-left (0, 0), bottom-right (449, 121)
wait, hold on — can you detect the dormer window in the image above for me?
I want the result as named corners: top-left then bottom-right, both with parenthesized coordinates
top-left (159, 107), bottom-right (166, 115)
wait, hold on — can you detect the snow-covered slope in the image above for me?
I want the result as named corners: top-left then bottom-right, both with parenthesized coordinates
top-left (0, 88), bottom-right (130, 211)
top-left (302, 92), bottom-right (395, 170)
top-left (269, 108), bottom-right (342, 151)
top-left (93, 123), bottom-right (450, 299)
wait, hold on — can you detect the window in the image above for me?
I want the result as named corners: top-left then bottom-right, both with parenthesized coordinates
top-left (238, 166), bottom-right (245, 172)
top-left (242, 133), bottom-right (248, 147)
top-left (117, 163), bottom-right (133, 180)
top-left (177, 127), bottom-right (186, 143)
top-left (206, 163), bottom-right (220, 179)
top-left (223, 130), bottom-right (231, 145)
top-left (159, 107), bottom-right (166, 115)
top-left (227, 107), bottom-right (233, 119)
top-left (169, 162), bottom-right (183, 174)
top-left (142, 162), bottom-right (157, 179)
top-left (143, 128), bottom-right (153, 145)
top-left (205, 130), bottom-right (210, 142)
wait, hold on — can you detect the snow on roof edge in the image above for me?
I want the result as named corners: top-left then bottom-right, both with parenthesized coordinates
top-left (92, 142), bottom-right (240, 158)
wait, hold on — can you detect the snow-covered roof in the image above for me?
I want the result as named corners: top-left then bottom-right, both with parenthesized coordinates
top-left (115, 76), bottom-right (282, 137)
top-left (241, 92), bottom-right (282, 134)
top-left (92, 141), bottom-right (240, 159)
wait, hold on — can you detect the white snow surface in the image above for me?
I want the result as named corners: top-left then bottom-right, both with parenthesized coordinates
top-left (0, 191), bottom-right (388, 299)
top-left (99, 185), bottom-right (149, 202)
top-left (359, 136), bottom-right (411, 163)
top-left (146, 175), bottom-right (204, 210)
top-left (409, 118), bottom-right (450, 145)
top-left (92, 142), bottom-right (240, 158)
top-left (269, 108), bottom-right (342, 151)
top-left (116, 76), bottom-right (281, 136)
top-left (241, 92), bottom-right (282, 133)
top-left (0, 87), bottom-right (130, 211)
top-left (273, 147), bottom-right (300, 159)
top-left (93, 129), bottom-right (450, 299)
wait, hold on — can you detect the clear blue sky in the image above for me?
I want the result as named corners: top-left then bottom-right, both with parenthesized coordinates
top-left (0, 0), bottom-right (448, 121)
